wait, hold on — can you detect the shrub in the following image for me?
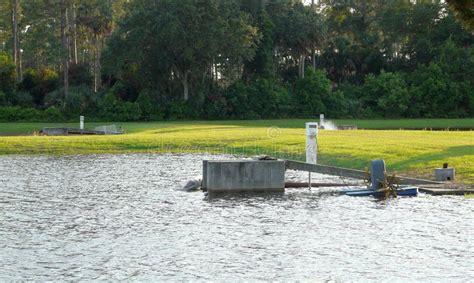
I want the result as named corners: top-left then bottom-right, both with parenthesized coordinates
top-left (0, 91), bottom-right (6, 106)
top-left (0, 106), bottom-right (43, 121)
top-left (9, 91), bottom-right (34, 107)
top-left (205, 95), bottom-right (228, 119)
top-left (293, 69), bottom-right (332, 117)
top-left (362, 71), bottom-right (410, 118)
top-left (325, 90), bottom-right (349, 118)
top-left (69, 63), bottom-right (93, 87)
top-left (64, 85), bottom-right (97, 116)
top-left (225, 78), bottom-right (290, 119)
top-left (109, 80), bottom-right (138, 102)
top-left (120, 102), bottom-right (142, 121)
top-left (136, 89), bottom-right (164, 120)
top-left (406, 63), bottom-right (473, 118)
top-left (166, 100), bottom-right (198, 120)
top-left (44, 106), bottom-right (63, 121)
top-left (0, 52), bottom-right (16, 97)
top-left (98, 92), bottom-right (141, 121)
top-left (0, 106), bottom-right (20, 121)
top-left (20, 67), bottom-right (59, 106)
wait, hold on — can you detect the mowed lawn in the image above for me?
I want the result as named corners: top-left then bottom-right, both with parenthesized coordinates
top-left (0, 119), bottom-right (473, 183)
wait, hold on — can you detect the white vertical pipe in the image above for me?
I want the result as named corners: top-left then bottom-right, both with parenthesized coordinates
top-left (306, 122), bottom-right (318, 164)
top-left (80, 116), bottom-right (84, 130)
top-left (306, 122), bottom-right (318, 189)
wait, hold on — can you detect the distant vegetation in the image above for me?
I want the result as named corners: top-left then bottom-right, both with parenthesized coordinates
top-left (0, 0), bottom-right (473, 122)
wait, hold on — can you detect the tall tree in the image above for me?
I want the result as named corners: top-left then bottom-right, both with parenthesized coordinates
top-left (76, 0), bottom-right (115, 92)
top-left (60, 0), bottom-right (69, 98)
top-left (11, 0), bottom-right (19, 81)
top-left (104, 0), bottom-right (258, 100)
top-left (446, 0), bottom-right (474, 32)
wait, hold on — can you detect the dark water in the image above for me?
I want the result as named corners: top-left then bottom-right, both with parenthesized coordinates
top-left (1, 154), bottom-right (472, 281)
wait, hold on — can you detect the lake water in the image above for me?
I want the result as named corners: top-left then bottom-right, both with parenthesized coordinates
top-left (1, 154), bottom-right (472, 281)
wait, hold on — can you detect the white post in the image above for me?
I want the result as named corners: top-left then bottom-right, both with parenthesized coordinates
top-left (306, 122), bottom-right (318, 189)
top-left (320, 114), bottom-right (325, 128)
top-left (80, 116), bottom-right (84, 130)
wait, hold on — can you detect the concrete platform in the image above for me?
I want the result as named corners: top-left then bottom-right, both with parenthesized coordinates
top-left (418, 184), bottom-right (474, 196)
top-left (203, 160), bottom-right (285, 193)
top-left (40, 127), bottom-right (123, 136)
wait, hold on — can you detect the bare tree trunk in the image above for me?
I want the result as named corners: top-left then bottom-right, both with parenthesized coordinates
top-left (11, 0), bottom-right (19, 81)
top-left (72, 2), bottom-right (78, 64)
top-left (94, 34), bottom-right (101, 92)
top-left (19, 43), bottom-right (22, 81)
top-left (311, 0), bottom-right (316, 71)
top-left (182, 72), bottom-right (189, 101)
top-left (60, 0), bottom-right (69, 99)
top-left (299, 55), bottom-right (305, 78)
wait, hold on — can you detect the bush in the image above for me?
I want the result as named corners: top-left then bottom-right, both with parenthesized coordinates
top-left (205, 95), bottom-right (228, 119)
top-left (0, 91), bottom-right (6, 106)
top-left (9, 91), bottom-right (34, 107)
top-left (325, 90), bottom-right (350, 118)
top-left (225, 78), bottom-right (290, 119)
top-left (406, 63), bottom-right (473, 118)
top-left (363, 71), bottom-right (410, 118)
top-left (98, 92), bottom-right (141, 121)
top-left (0, 52), bottom-right (16, 97)
top-left (136, 89), bottom-right (164, 120)
top-left (120, 102), bottom-right (142, 121)
top-left (293, 69), bottom-right (332, 117)
top-left (64, 85), bottom-right (98, 116)
top-left (109, 80), bottom-right (138, 102)
top-left (166, 100), bottom-right (198, 120)
top-left (69, 63), bottom-right (93, 87)
top-left (44, 106), bottom-right (63, 121)
top-left (20, 68), bottom-right (59, 106)
top-left (0, 106), bottom-right (43, 121)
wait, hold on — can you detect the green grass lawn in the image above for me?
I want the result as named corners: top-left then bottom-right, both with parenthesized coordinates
top-left (0, 119), bottom-right (473, 183)
top-left (0, 118), bottom-right (473, 134)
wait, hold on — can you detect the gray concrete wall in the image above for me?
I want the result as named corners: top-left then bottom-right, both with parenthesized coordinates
top-left (204, 160), bottom-right (285, 193)
top-left (435, 168), bottom-right (455, 181)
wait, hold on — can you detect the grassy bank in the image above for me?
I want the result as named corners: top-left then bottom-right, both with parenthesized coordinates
top-left (0, 118), bottom-right (473, 134)
top-left (0, 119), bottom-right (473, 183)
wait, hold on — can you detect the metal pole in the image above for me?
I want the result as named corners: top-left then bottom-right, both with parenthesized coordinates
top-left (309, 172), bottom-right (312, 190)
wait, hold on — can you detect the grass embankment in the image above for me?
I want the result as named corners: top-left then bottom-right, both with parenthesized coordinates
top-left (0, 118), bottom-right (473, 134)
top-left (0, 119), bottom-right (473, 183)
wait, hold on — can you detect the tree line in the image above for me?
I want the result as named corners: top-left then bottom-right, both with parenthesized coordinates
top-left (0, 0), bottom-right (473, 122)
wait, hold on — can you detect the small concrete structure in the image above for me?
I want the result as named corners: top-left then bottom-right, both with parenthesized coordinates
top-left (40, 127), bottom-right (123, 136)
top-left (80, 116), bottom-right (84, 130)
top-left (203, 160), bottom-right (285, 193)
top-left (434, 168), bottom-right (455, 181)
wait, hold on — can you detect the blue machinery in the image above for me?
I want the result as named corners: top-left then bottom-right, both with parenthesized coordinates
top-left (341, 160), bottom-right (418, 197)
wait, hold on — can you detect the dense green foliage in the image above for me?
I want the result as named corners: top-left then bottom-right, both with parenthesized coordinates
top-left (0, 0), bottom-right (472, 122)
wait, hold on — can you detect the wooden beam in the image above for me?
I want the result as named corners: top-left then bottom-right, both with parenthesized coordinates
top-left (285, 182), bottom-right (361, 188)
top-left (285, 160), bottom-right (366, 179)
top-left (284, 160), bottom-right (443, 185)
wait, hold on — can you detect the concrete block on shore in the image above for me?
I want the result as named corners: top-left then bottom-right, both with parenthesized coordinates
top-left (434, 168), bottom-right (455, 181)
top-left (204, 160), bottom-right (285, 193)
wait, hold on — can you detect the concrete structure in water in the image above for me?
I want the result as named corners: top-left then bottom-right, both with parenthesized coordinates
top-left (203, 160), bottom-right (285, 193)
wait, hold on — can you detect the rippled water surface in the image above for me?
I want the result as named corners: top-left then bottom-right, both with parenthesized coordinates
top-left (1, 154), bottom-right (473, 281)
